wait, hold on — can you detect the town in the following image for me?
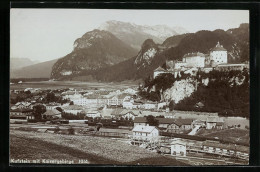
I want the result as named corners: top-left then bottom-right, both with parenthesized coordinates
top-left (10, 42), bottom-right (249, 165)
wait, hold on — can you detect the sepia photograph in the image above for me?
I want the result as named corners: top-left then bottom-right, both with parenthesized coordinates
top-left (10, 9), bottom-right (250, 166)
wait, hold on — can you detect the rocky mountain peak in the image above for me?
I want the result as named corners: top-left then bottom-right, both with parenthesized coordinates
top-left (98, 20), bottom-right (188, 50)
top-left (73, 29), bottom-right (114, 50)
top-left (134, 39), bottom-right (158, 68)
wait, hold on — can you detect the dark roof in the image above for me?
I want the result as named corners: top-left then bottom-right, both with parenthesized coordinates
top-left (211, 46), bottom-right (227, 51)
top-left (10, 115), bottom-right (27, 118)
top-left (211, 42), bottom-right (227, 51)
top-left (111, 109), bottom-right (124, 116)
top-left (43, 109), bottom-right (61, 116)
top-left (176, 118), bottom-right (193, 125)
top-left (216, 122), bottom-right (224, 126)
top-left (183, 52), bottom-right (205, 58)
top-left (157, 118), bottom-right (176, 124)
top-left (133, 117), bottom-right (147, 123)
top-left (154, 66), bottom-right (166, 72)
top-left (10, 109), bottom-right (33, 113)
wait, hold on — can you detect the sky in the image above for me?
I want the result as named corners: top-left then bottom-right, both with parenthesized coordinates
top-left (10, 9), bottom-right (249, 62)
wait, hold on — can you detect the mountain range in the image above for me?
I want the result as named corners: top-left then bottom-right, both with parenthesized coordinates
top-left (10, 58), bottom-right (39, 71)
top-left (91, 23), bottom-right (249, 82)
top-left (50, 29), bottom-right (138, 79)
top-left (10, 21), bottom-right (249, 82)
top-left (99, 20), bottom-right (188, 50)
top-left (11, 59), bottom-right (59, 78)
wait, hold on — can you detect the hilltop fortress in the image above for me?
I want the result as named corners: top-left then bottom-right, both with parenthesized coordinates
top-left (154, 42), bottom-right (249, 78)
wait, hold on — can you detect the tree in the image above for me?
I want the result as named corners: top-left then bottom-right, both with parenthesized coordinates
top-left (56, 107), bottom-right (63, 112)
top-left (169, 100), bottom-right (174, 111)
top-left (46, 92), bottom-right (56, 102)
top-left (157, 115), bottom-right (165, 118)
top-left (146, 115), bottom-right (159, 127)
top-left (24, 90), bottom-right (31, 95)
top-left (33, 104), bottom-right (46, 120)
top-left (69, 101), bottom-right (74, 105)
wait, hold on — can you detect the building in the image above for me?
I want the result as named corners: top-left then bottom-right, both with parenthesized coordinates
top-left (62, 90), bottom-right (81, 100)
top-left (42, 109), bottom-right (61, 120)
top-left (157, 118), bottom-right (176, 130)
top-left (153, 66), bottom-right (167, 79)
top-left (173, 60), bottom-right (187, 69)
top-left (202, 140), bottom-right (249, 159)
top-left (192, 119), bottom-right (206, 128)
top-left (10, 108), bottom-right (33, 119)
top-left (123, 88), bottom-right (137, 95)
top-left (143, 102), bottom-right (157, 110)
top-left (112, 109), bottom-right (140, 120)
top-left (216, 63), bottom-right (246, 71)
top-left (111, 108), bottom-right (124, 119)
top-left (13, 102), bottom-right (33, 109)
top-left (45, 103), bottom-right (61, 110)
top-left (209, 42), bottom-right (228, 65)
top-left (132, 102), bottom-right (143, 109)
top-left (10, 108), bottom-right (33, 116)
top-left (206, 117), bottom-right (224, 129)
top-left (121, 111), bottom-right (139, 120)
top-left (166, 119), bottom-right (193, 133)
top-left (171, 139), bottom-right (187, 157)
top-left (63, 105), bottom-right (84, 115)
top-left (133, 117), bottom-right (148, 126)
top-left (132, 125), bottom-right (159, 141)
top-left (183, 52), bottom-right (205, 68)
top-left (122, 100), bottom-right (134, 109)
top-left (86, 111), bottom-right (101, 118)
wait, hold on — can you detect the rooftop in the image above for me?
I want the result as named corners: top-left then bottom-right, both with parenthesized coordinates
top-left (133, 117), bottom-right (147, 123)
top-left (183, 52), bottom-right (205, 58)
top-left (154, 66), bottom-right (166, 72)
top-left (43, 109), bottom-right (61, 116)
top-left (211, 42), bottom-right (227, 51)
top-left (132, 125), bottom-right (158, 133)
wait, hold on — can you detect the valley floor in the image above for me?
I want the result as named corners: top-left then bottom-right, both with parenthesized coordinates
top-left (10, 129), bottom-right (187, 166)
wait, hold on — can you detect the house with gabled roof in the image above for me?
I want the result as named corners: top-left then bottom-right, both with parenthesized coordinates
top-left (166, 118), bottom-right (193, 134)
top-left (157, 118), bottom-right (176, 130)
top-left (110, 108), bottom-right (124, 118)
top-left (206, 117), bottom-right (224, 129)
top-left (42, 109), bottom-right (61, 120)
top-left (86, 110), bottom-right (101, 118)
top-left (10, 108), bottom-right (33, 119)
top-left (132, 125), bottom-right (159, 141)
top-left (133, 117), bottom-right (148, 126)
top-left (171, 138), bottom-right (187, 157)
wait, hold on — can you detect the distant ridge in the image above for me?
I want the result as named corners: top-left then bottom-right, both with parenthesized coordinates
top-left (99, 20), bottom-right (189, 50)
top-left (10, 58), bottom-right (59, 78)
top-left (10, 58), bottom-right (39, 71)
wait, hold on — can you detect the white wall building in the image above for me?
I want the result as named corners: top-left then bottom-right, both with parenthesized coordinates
top-left (210, 42), bottom-right (228, 64)
top-left (132, 125), bottom-right (159, 141)
top-left (86, 111), bottom-right (101, 118)
top-left (171, 139), bottom-right (187, 157)
top-left (183, 52), bottom-right (205, 68)
top-left (123, 100), bottom-right (134, 109)
top-left (174, 61), bottom-right (187, 69)
top-left (144, 102), bottom-right (157, 110)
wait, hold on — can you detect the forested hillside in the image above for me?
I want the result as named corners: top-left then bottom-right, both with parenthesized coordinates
top-left (138, 69), bottom-right (249, 118)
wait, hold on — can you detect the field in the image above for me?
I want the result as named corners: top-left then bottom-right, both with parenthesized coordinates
top-left (10, 129), bottom-right (187, 166)
top-left (10, 80), bottom-right (138, 91)
top-left (196, 128), bottom-right (249, 145)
